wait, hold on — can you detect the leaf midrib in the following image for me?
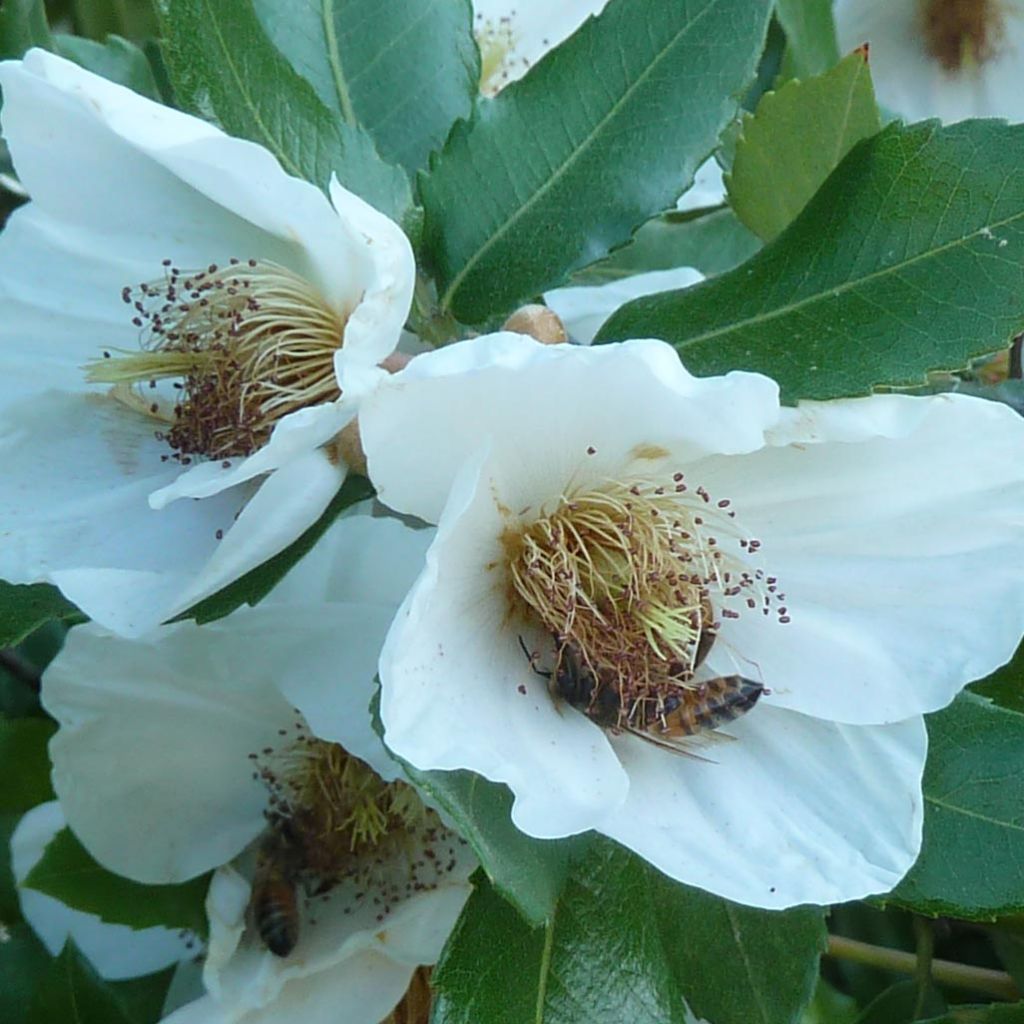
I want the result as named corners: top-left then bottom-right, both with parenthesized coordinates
top-left (669, 205), bottom-right (1024, 348)
top-left (438, 0), bottom-right (727, 311)
top-left (200, 0), bottom-right (303, 178)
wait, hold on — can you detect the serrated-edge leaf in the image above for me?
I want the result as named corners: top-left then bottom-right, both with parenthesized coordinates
top-left (158, 0), bottom-right (412, 222)
top-left (252, 0), bottom-right (479, 173)
top-left (26, 940), bottom-right (133, 1024)
top-left (432, 841), bottom-right (825, 1024)
top-left (727, 49), bottom-right (880, 240)
top-left (422, 0), bottom-right (772, 323)
top-left (598, 120), bottom-right (1024, 402)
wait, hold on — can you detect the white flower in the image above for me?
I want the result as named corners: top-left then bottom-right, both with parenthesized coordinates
top-left (0, 49), bottom-right (415, 637)
top-left (473, 0), bottom-right (610, 95)
top-left (545, 267), bottom-right (705, 344)
top-left (10, 801), bottom-right (194, 980)
top-left (835, 0), bottom-right (1024, 123)
top-left (349, 332), bottom-right (1024, 910)
top-left (41, 514), bottom-right (475, 1024)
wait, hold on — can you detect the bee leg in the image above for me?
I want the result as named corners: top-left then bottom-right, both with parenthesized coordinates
top-left (517, 635), bottom-right (550, 679)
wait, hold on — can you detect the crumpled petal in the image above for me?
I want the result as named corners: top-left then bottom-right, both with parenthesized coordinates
top-left (354, 332), bottom-right (780, 524)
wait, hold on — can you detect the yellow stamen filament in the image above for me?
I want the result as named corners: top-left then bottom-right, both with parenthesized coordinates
top-left (87, 259), bottom-right (346, 459)
top-left (508, 479), bottom-right (727, 696)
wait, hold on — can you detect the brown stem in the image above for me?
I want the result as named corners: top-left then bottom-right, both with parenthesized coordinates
top-left (826, 934), bottom-right (1020, 1001)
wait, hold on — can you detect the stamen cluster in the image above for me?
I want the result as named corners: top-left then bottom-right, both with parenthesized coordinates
top-left (506, 457), bottom-right (787, 724)
top-left (920, 0), bottom-right (1004, 71)
top-left (89, 258), bottom-right (346, 459)
top-left (249, 721), bottom-right (467, 922)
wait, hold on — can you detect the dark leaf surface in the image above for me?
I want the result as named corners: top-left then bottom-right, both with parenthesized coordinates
top-left (159, 0), bottom-right (412, 222)
top-left (252, 0), bottom-right (478, 173)
top-left (0, 582), bottom-right (80, 649)
top-left (599, 121), bottom-right (1024, 402)
top-left (890, 694), bottom-right (1024, 920)
top-left (422, 0), bottom-right (772, 323)
top-left (432, 840), bottom-right (824, 1024)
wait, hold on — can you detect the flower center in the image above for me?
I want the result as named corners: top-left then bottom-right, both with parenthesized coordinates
top-left (475, 11), bottom-right (522, 95)
top-left (249, 724), bottom-right (466, 925)
top-left (505, 468), bottom-right (786, 729)
top-left (88, 258), bottom-right (346, 460)
top-left (919, 0), bottom-right (1005, 71)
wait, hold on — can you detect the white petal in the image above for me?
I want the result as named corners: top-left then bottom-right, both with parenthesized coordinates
top-left (43, 621), bottom-right (298, 883)
top-left (195, 859), bottom-right (471, 1024)
top-left (675, 156), bottom-right (726, 211)
top-left (545, 266), bottom-right (704, 344)
top-left (11, 802), bottom-right (192, 978)
top-left (358, 333), bottom-right (780, 524)
top-left (0, 390), bottom-right (253, 634)
top-left (697, 393), bottom-right (1024, 724)
top-left (380, 453), bottom-right (630, 836)
top-left (602, 708), bottom-right (927, 909)
top-left (167, 448), bottom-right (348, 616)
top-left (148, 402), bottom-right (356, 508)
top-left (328, 177), bottom-right (416, 365)
top-left (267, 514), bottom-right (433, 609)
top-left (0, 51), bottom-right (387, 322)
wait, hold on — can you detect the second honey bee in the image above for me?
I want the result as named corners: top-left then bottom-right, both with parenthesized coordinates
top-left (250, 829), bottom-right (302, 958)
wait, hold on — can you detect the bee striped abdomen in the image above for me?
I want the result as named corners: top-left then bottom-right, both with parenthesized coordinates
top-left (658, 676), bottom-right (764, 737)
top-left (253, 875), bottom-right (300, 958)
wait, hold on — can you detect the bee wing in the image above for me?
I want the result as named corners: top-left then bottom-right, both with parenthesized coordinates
top-left (624, 726), bottom-right (719, 764)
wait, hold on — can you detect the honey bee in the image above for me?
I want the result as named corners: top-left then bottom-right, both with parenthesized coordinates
top-left (522, 634), bottom-right (764, 751)
top-left (250, 830), bottom-right (302, 958)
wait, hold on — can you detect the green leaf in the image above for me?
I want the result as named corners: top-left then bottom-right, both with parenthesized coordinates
top-left (182, 473), bottom-right (374, 624)
top-left (251, 0), bottom-right (478, 173)
top-left (971, 639), bottom-right (1024, 714)
top-left (158, 0), bottom-right (412, 224)
top-left (598, 120), bottom-right (1024, 402)
top-left (401, 763), bottom-right (587, 927)
top-left (69, 0), bottom-right (158, 42)
top-left (432, 840), bottom-right (825, 1024)
top-left (1, 810), bottom-right (25, 922)
top-left (0, 582), bottom-right (80, 649)
top-left (54, 33), bottom-right (160, 99)
top-left (0, 717), bottom-right (55, 813)
top-left (107, 968), bottom-right (177, 1024)
top-left (421, 0), bottom-right (773, 324)
top-left (0, 0), bottom-right (52, 59)
top-left (800, 978), bottom-right (859, 1024)
top-left (572, 207), bottom-right (761, 285)
top-left (889, 693), bottom-right (1024, 920)
top-left (0, 923), bottom-right (51, 1024)
top-left (775, 0), bottom-right (840, 80)
top-left (26, 940), bottom-right (133, 1024)
top-left (23, 828), bottom-right (210, 936)
top-left (727, 49), bottom-right (880, 241)
top-left (853, 979), bottom-right (945, 1024)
